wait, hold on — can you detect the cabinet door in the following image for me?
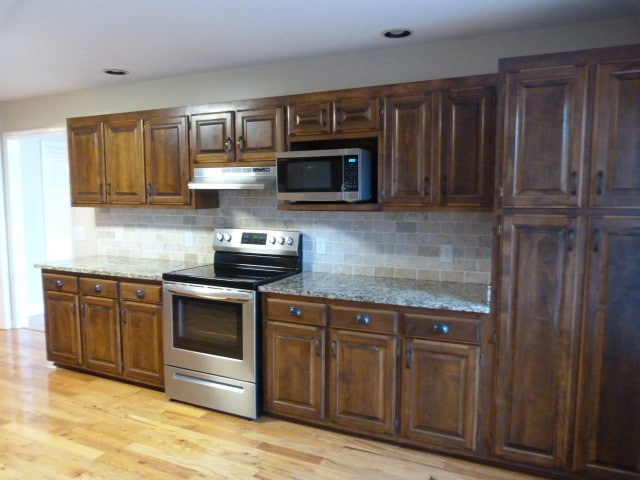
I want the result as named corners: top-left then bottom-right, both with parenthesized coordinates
top-left (402, 338), bottom-right (479, 452)
top-left (333, 97), bottom-right (380, 134)
top-left (287, 102), bottom-right (331, 137)
top-left (328, 330), bottom-right (397, 435)
top-left (145, 116), bottom-right (190, 205)
top-left (502, 66), bottom-right (588, 208)
top-left (574, 217), bottom-right (640, 479)
top-left (264, 322), bottom-right (325, 420)
top-left (440, 86), bottom-right (494, 207)
top-left (81, 296), bottom-right (122, 375)
top-left (235, 107), bottom-right (284, 163)
top-left (121, 301), bottom-right (164, 387)
top-left (103, 118), bottom-right (146, 204)
top-left (590, 59), bottom-right (640, 208)
top-left (493, 214), bottom-right (583, 468)
top-left (382, 93), bottom-right (436, 206)
top-left (44, 291), bottom-right (81, 366)
top-left (189, 112), bottom-right (235, 165)
top-left (68, 122), bottom-right (106, 205)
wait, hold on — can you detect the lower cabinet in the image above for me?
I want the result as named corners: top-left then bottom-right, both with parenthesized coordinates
top-left (42, 271), bottom-right (164, 388)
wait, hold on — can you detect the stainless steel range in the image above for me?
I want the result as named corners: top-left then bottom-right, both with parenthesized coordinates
top-left (162, 228), bottom-right (301, 419)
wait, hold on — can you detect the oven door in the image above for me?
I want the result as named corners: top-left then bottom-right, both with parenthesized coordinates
top-left (163, 282), bottom-right (256, 383)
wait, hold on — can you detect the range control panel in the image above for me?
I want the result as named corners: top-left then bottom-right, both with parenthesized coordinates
top-left (213, 228), bottom-right (301, 256)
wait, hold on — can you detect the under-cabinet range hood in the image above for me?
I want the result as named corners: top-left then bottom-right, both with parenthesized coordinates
top-left (188, 166), bottom-right (276, 190)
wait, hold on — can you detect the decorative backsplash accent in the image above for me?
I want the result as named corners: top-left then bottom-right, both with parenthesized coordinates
top-left (95, 190), bottom-right (493, 284)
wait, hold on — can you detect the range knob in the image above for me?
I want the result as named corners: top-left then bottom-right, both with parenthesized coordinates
top-left (268, 235), bottom-right (276, 244)
top-left (215, 232), bottom-right (224, 241)
top-left (224, 233), bottom-right (232, 242)
top-left (285, 236), bottom-right (294, 246)
top-left (277, 236), bottom-right (285, 245)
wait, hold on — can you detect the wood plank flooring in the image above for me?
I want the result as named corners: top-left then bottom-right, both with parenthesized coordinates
top-left (0, 329), bottom-right (545, 480)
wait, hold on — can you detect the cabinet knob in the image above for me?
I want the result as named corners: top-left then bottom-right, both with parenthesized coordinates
top-left (288, 306), bottom-right (302, 316)
top-left (237, 136), bottom-right (245, 152)
top-left (224, 137), bottom-right (232, 153)
top-left (54, 279), bottom-right (63, 288)
top-left (355, 313), bottom-right (371, 325)
top-left (93, 284), bottom-right (102, 293)
top-left (135, 289), bottom-right (145, 298)
top-left (432, 323), bottom-right (450, 334)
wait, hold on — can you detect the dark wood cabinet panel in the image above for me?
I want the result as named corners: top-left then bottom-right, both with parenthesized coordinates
top-left (493, 214), bottom-right (584, 468)
top-left (590, 59), bottom-right (640, 208)
top-left (440, 86), bottom-right (494, 207)
top-left (44, 291), bottom-right (82, 366)
top-left (382, 92), bottom-right (436, 206)
top-left (190, 112), bottom-right (235, 165)
top-left (264, 322), bottom-right (325, 420)
top-left (81, 296), bottom-right (122, 375)
top-left (401, 338), bottom-right (479, 453)
top-left (328, 330), bottom-right (397, 435)
top-left (235, 107), bottom-right (284, 163)
top-left (144, 116), bottom-right (190, 205)
top-left (121, 301), bottom-right (164, 386)
top-left (333, 97), bottom-right (380, 133)
top-left (287, 102), bottom-right (331, 137)
top-left (103, 118), bottom-right (146, 205)
top-left (574, 217), bottom-right (640, 480)
top-left (501, 65), bottom-right (588, 208)
top-left (68, 123), bottom-right (106, 205)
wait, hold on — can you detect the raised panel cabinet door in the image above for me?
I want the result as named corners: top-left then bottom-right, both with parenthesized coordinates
top-left (68, 122), bottom-right (106, 205)
top-left (235, 107), bottom-right (285, 163)
top-left (264, 322), bottom-right (325, 420)
top-left (440, 86), bottom-right (494, 207)
top-left (493, 214), bottom-right (584, 468)
top-left (145, 116), bottom-right (190, 205)
top-left (502, 65), bottom-right (588, 208)
top-left (574, 217), bottom-right (640, 480)
top-left (401, 338), bottom-right (479, 453)
top-left (103, 118), bottom-right (146, 205)
top-left (121, 301), bottom-right (164, 387)
top-left (189, 112), bottom-right (235, 165)
top-left (382, 93), bottom-right (436, 206)
top-left (590, 59), bottom-right (640, 208)
top-left (333, 97), bottom-right (380, 134)
top-left (81, 296), bottom-right (122, 375)
top-left (287, 102), bottom-right (331, 137)
top-left (44, 291), bottom-right (81, 366)
top-left (328, 330), bottom-right (397, 435)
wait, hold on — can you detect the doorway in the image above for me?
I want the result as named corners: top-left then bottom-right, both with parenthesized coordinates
top-left (1, 128), bottom-right (73, 330)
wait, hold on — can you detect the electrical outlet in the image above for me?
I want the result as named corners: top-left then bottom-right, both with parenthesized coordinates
top-left (315, 238), bottom-right (327, 255)
top-left (73, 226), bottom-right (86, 241)
top-left (185, 232), bottom-right (194, 247)
top-left (440, 244), bottom-right (453, 263)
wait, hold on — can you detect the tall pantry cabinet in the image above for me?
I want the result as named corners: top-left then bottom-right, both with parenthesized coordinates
top-left (493, 44), bottom-right (640, 479)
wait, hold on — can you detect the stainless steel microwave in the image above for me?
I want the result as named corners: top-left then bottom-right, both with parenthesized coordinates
top-left (276, 148), bottom-right (373, 203)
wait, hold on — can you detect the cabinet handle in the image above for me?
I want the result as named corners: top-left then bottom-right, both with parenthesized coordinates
top-left (406, 349), bottom-right (412, 369)
top-left (288, 306), bottom-right (302, 316)
top-left (98, 183), bottom-right (103, 195)
top-left (567, 229), bottom-right (576, 252)
top-left (93, 284), bottom-right (102, 293)
top-left (331, 340), bottom-right (337, 357)
top-left (106, 182), bottom-right (112, 195)
top-left (335, 108), bottom-right (344, 125)
top-left (315, 338), bottom-right (321, 357)
top-left (355, 313), bottom-right (371, 325)
top-left (135, 288), bottom-right (145, 298)
top-left (54, 279), bottom-right (63, 288)
top-left (319, 109), bottom-right (327, 127)
top-left (570, 171), bottom-right (578, 196)
top-left (593, 228), bottom-right (601, 253)
top-left (441, 176), bottom-right (447, 196)
top-left (596, 170), bottom-right (604, 195)
top-left (432, 323), bottom-right (450, 334)
top-left (224, 137), bottom-right (232, 153)
top-left (237, 136), bottom-right (245, 152)
top-left (424, 177), bottom-right (430, 196)
top-left (121, 310), bottom-right (127, 324)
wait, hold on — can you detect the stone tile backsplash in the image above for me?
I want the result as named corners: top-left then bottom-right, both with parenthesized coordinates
top-left (95, 189), bottom-right (494, 284)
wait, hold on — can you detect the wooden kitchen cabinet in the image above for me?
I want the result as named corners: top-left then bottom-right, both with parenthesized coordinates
top-left (189, 106), bottom-right (284, 167)
top-left (573, 217), bottom-right (640, 480)
top-left (103, 118), bottom-right (146, 205)
top-left (43, 273), bottom-right (81, 366)
top-left (68, 122), bottom-right (106, 204)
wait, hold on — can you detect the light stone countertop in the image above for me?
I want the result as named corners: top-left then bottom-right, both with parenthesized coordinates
top-left (259, 272), bottom-right (491, 314)
top-left (36, 255), bottom-right (200, 281)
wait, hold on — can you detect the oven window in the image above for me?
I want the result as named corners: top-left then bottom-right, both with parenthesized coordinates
top-left (172, 296), bottom-right (243, 359)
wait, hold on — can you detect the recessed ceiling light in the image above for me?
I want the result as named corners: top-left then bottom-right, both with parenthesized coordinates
top-left (103, 68), bottom-right (129, 76)
top-left (382, 28), bottom-right (413, 39)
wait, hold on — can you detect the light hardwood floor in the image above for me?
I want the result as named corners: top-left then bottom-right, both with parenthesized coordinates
top-left (0, 329), bottom-right (545, 480)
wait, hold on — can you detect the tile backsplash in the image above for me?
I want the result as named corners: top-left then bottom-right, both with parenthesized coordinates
top-left (96, 190), bottom-right (494, 284)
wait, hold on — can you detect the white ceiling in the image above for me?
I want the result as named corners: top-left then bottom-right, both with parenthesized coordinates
top-left (0, 0), bottom-right (638, 102)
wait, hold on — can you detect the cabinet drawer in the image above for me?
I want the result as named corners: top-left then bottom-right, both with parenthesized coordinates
top-left (120, 282), bottom-right (162, 304)
top-left (329, 306), bottom-right (398, 334)
top-left (403, 314), bottom-right (480, 344)
top-left (266, 298), bottom-right (327, 326)
top-left (79, 278), bottom-right (118, 298)
top-left (43, 273), bottom-right (78, 293)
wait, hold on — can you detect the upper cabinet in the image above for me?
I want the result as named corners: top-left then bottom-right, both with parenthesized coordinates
top-left (499, 45), bottom-right (640, 209)
top-left (189, 105), bottom-right (285, 167)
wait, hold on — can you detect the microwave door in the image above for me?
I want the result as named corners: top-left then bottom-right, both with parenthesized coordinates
top-left (277, 156), bottom-right (345, 202)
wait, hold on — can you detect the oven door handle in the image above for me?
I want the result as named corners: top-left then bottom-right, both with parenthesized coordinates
top-left (163, 283), bottom-right (254, 302)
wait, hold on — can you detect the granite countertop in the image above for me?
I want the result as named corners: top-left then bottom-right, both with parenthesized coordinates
top-left (36, 255), bottom-right (200, 281)
top-left (259, 272), bottom-right (491, 314)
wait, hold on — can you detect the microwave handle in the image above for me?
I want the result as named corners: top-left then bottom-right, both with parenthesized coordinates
top-left (163, 283), bottom-right (254, 302)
